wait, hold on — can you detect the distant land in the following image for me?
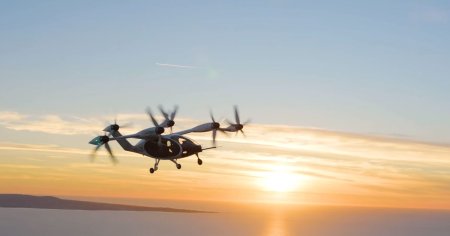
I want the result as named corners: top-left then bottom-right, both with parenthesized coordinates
top-left (0, 194), bottom-right (211, 213)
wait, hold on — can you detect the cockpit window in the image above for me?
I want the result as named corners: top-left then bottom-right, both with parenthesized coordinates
top-left (173, 135), bottom-right (198, 145)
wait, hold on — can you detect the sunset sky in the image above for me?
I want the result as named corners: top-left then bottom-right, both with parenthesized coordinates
top-left (1, 1), bottom-right (450, 210)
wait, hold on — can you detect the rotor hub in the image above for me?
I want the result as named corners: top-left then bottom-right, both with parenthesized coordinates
top-left (212, 122), bottom-right (220, 129)
top-left (111, 124), bottom-right (119, 131)
top-left (236, 124), bottom-right (243, 130)
top-left (156, 126), bottom-right (165, 134)
top-left (100, 135), bottom-right (109, 143)
top-left (167, 120), bottom-right (175, 127)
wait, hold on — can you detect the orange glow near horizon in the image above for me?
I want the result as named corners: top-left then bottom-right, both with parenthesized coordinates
top-left (1, 123), bottom-right (450, 210)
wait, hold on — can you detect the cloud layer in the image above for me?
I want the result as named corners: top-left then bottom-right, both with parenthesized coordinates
top-left (155, 62), bottom-right (197, 69)
top-left (0, 110), bottom-right (449, 209)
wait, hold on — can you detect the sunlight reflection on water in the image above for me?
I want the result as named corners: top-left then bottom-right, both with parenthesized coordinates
top-left (265, 209), bottom-right (288, 236)
top-left (1, 207), bottom-right (449, 236)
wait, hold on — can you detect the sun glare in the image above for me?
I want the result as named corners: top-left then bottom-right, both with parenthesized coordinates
top-left (259, 166), bottom-right (300, 193)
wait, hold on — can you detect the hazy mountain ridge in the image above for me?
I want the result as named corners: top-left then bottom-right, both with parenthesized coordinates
top-left (0, 194), bottom-right (210, 213)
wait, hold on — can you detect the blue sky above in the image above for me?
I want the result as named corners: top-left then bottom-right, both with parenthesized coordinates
top-left (1, 0), bottom-right (450, 142)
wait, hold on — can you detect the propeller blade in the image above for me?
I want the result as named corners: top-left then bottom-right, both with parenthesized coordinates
top-left (239, 129), bottom-right (246, 137)
top-left (210, 110), bottom-right (216, 123)
top-left (170, 105), bottom-right (178, 120)
top-left (120, 122), bottom-right (133, 129)
top-left (158, 105), bottom-right (169, 120)
top-left (90, 145), bottom-right (102, 161)
top-left (218, 128), bottom-right (229, 136)
top-left (104, 142), bottom-right (118, 164)
top-left (146, 108), bottom-right (159, 127)
top-left (234, 105), bottom-right (240, 124)
top-left (94, 144), bottom-right (102, 152)
top-left (158, 105), bottom-right (177, 129)
top-left (212, 129), bottom-right (217, 146)
top-left (156, 135), bottom-right (167, 148)
top-left (225, 119), bottom-right (233, 126)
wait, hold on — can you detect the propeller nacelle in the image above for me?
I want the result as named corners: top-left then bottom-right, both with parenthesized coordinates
top-left (158, 105), bottom-right (178, 133)
top-left (103, 119), bottom-right (130, 133)
top-left (111, 124), bottom-right (119, 131)
top-left (155, 126), bottom-right (165, 135)
top-left (146, 107), bottom-right (166, 134)
top-left (89, 135), bottom-right (110, 145)
top-left (166, 120), bottom-right (175, 127)
top-left (185, 111), bottom-right (224, 146)
top-left (222, 106), bottom-right (250, 136)
top-left (212, 122), bottom-right (220, 129)
top-left (89, 134), bottom-right (117, 164)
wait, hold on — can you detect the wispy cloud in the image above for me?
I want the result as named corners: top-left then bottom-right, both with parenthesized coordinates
top-left (0, 111), bottom-right (103, 135)
top-left (0, 111), bottom-right (27, 122)
top-left (0, 111), bottom-right (200, 135)
top-left (1, 110), bottom-right (450, 208)
top-left (155, 62), bottom-right (197, 69)
top-left (0, 111), bottom-right (187, 135)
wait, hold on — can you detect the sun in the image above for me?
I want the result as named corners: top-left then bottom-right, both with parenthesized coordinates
top-left (259, 166), bottom-right (300, 193)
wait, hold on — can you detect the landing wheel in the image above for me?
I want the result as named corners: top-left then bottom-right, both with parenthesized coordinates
top-left (176, 163), bottom-right (182, 169)
top-left (197, 159), bottom-right (203, 165)
top-left (149, 168), bottom-right (155, 174)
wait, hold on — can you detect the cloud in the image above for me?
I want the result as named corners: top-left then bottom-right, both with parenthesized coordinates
top-left (0, 142), bottom-right (90, 156)
top-left (0, 111), bottom-right (26, 121)
top-left (196, 126), bottom-right (450, 207)
top-left (0, 142), bottom-right (140, 159)
top-left (0, 111), bottom-right (197, 136)
top-left (155, 62), bottom-right (197, 69)
top-left (0, 112), bottom-right (102, 135)
top-left (1, 110), bottom-right (450, 208)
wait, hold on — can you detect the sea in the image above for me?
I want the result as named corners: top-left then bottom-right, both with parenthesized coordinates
top-left (1, 201), bottom-right (449, 236)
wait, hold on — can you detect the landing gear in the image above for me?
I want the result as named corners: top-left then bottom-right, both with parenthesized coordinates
top-left (171, 159), bottom-right (182, 170)
top-left (195, 153), bottom-right (203, 165)
top-left (149, 159), bottom-right (160, 174)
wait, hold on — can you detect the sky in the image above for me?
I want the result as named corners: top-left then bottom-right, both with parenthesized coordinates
top-left (1, 1), bottom-right (450, 209)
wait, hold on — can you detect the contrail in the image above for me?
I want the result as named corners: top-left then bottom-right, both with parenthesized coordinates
top-left (155, 62), bottom-right (197, 69)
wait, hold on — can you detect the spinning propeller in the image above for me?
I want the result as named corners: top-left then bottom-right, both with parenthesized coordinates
top-left (224, 106), bottom-right (250, 136)
top-left (210, 111), bottom-right (226, 145)
top-left (146, 107), bottom-right (165, 146)
top-left (102, 117), bottom-right (132, 134)
top-left (146, 107), bottom-right (165, 135)
top-left (158, 105), bottom-right (178, 133)
top-left (89, 134), bottom-right (117, 164)
top-left (187, 111), bottom-right (225, 146)
top-left (90, 118), bottom-right (130, 164)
